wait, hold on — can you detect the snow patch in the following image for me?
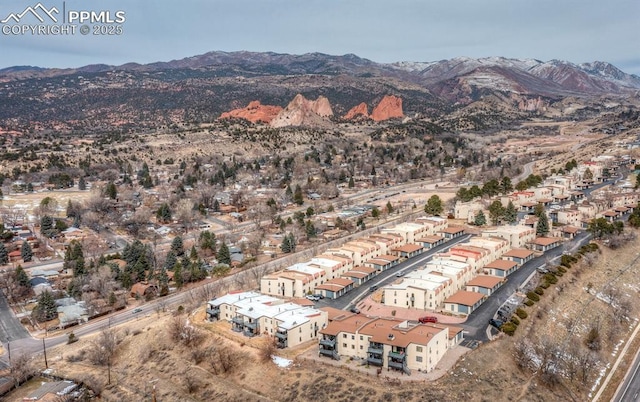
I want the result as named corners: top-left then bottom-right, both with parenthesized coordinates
top-left (272, 355), bottom-right (292, 368)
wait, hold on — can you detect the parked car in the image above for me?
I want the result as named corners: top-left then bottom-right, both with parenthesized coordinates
top-left (132, 307), bottom-right (142, 314)
top-left (306, 295), bottom-right (320, 302)
top-left (395, 272), bottom-right (404, 277)
top-left (349, 307), bottom-right (361, 314)
top-left (489, 319), bottom-right (503, 329)
top-left (313, 294), bottom-right (325, 299)
top-left (418, 316), bottom-right (438, 324)
top-left (369, 285), bottom-right (379, 292)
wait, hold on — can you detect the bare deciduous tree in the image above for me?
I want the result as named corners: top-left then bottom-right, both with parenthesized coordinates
top-left (88, 328), bottom-right (120, 366)
top-left (10, 353), bottom-right (35, 388)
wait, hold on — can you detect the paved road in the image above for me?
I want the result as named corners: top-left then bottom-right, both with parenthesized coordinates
top-left (462, 232), bottom-right (592, 342)
top-left (0, 290), bottom-right (29, 344)
top-left (314, 234), bottom-right (473, 311)
top-left (614, 346), bottom-right (640, 402)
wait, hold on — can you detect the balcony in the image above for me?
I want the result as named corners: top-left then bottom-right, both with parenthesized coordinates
top-left (367, 346), bottom-right (384, 355)
top-left (388, 360), bottom-right (405, 370)
top-left (275, 331), bottom-right (288, 340)
top-left (232, 316), bottom-right (244, 326)
top-left (319, 348), bottom-right (339, 360)
top-left (276, 338), bottom-right (288, 348)
top-left (245, 321), bottom-right (258, 330)
top-left (367, 356), bottom-right (383, 366)
top-left (206, 307), bottom-right (219, 316)
top-left (388, 351), bottom-right (406, 361)
top-left (319, 338), bottom-right (336, 348)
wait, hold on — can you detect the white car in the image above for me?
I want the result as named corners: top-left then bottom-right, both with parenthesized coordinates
top-left (306, 295), bottom-right (320, 302)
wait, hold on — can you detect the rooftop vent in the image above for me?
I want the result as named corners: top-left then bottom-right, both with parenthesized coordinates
top-left (388, 333), bottom-right (395, 340)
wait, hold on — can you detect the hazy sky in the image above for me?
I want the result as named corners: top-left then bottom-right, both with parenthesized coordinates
top-left (1, 0), bottom-right (639, 74)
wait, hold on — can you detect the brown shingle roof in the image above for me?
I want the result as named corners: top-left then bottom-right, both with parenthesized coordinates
top-left (531, 237), bottom-right (561, 246)
top-left (503, 248), bottom-right (534, 259)
top-left (444, 291), bottom-right (485, 306)
top-left (440, 226), bottom-right (465, 234)
top-left (484, 259), bottom-right (517, 270)
top-left (466, 275), bottom-right (504, 288)
top-left (417, 235), bottom-right (444, 243)
top-left (392, 244), bottom-right (423, 253)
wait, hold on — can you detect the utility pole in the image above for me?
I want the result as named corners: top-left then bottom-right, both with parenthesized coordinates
top-left (7, 341), bottom-right (10, 366)
top-left (42, 338), bottom-right (48, 369)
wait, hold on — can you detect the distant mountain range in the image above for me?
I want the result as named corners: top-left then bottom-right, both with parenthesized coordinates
top-left (2, 51), bottom-right (639, 98)
top-left (1, 51), bottom-right (639, 131)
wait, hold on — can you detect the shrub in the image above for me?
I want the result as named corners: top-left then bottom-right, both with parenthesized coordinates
top-left (67, 332), bottom-right (78, 344)
top-left (501, 322), bottom-right (517, 336)
top-left (515, 308), bottom-right (528, 319)
top-left (534, 287), bottom-right (544, 295)
top-left (540, 282), bottom-right (550, 289)
top-left (524, 300), bottom-right (534, 307)
top-left (526, 291), bottom-right (540, 302)
top-left (511, 316), bottom-right (520, 326)
top-left (543, 273), bottom-right (558, 284)
top-left (557, 266), bottom-right (567, 274)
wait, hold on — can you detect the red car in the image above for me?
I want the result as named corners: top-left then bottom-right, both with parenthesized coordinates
top-left (418, 316), bottom-right (438, 324)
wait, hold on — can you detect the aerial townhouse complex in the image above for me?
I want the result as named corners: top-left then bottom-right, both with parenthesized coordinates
top-left (260, 217), bottom-right (456, 300)
top-left (206, 291), bottom-right (328, 348)
top-left (318, 314), bottom-right (463, 374)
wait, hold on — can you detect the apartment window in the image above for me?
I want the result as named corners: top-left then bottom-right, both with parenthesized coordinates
top-left (416, 356), bottom-right (423, 362)
top-left (360, 335), bottom-right (363, 341)
top-left (343, 334), bottom-right (347, 338)
top-left (360, 345), bottom-right (363, 350)
top-left (351, 335), bottom-right (355, 340)
top-left (343, 343), bottom-right (347, 348)
top-left (416, 346), bottom-right (423, 353)
top-left (352, 345), bottom-right (355, 349)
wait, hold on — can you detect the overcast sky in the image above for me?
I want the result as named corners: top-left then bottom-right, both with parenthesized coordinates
top-left (1, 0), bottom-right (639, 74)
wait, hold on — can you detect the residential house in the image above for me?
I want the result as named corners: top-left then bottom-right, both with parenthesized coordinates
top-left (443, 291), bottom-right (486, 315)
top-left (465, 275), bottom-right (504, 296)
top-left (529, 237), bottom-right (563, 252)
top-left (502, 248), bottom-right (534, 266)
top-left (482, 259), bottom-right (518, 277)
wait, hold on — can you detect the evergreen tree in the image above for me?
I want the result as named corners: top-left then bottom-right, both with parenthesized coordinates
top-left (15, 265), bottom-right (30, 287)
top-left (288, 233), bottom-right (297, 252)
top-left (40, 215), bottom-right (55, 238)
top-left (170, 236), bottom-right (184, 257)
top-left (474, 210), bottom-right (487, 226)
top-left (173, 261), bottom-right (184, 288)
top-left (424, 195), bottom-right (444, 216)
top-left (488, 201), bottom-right (505, 226)
top-left (199, 230), bottom-right (216, 253)
top-left (370, 165), bottom-right (377, 176)
top-left (133, 253), bottom-right (149, 283)
top-left (74, 257), bottom-right (86, 277)
top-left (217, 243), bottom-right (231, 265)
top-left (21, 241), bottom-right (33, 262)
top-left (285, 185), bottom-right (293, 202)
top-left (164, 251), bottom-right (177, 270)
top-left (371, 207), bottom-right (380, 219)
top-left (536, 213), bottom-right (550, 236)
top-left (212, 199), bottom-right (220, 213)
top-left (33, 291), bottom-right (57, 322)
top-left (293, 184), bottom-right (304, 205)
top-left (280, 235), bottom-right (291, 253)
top-left (104, 181), bottom-right (117, 200)
top-left (348, 176), bottom-right (355, 188)
top-left (504, 201), bottom-right (518, 224)
top-left (157, 203), bottom-right (172, 223)
top-left (500, 177), bottom-right (513, 195)
top-left (78, 176), bottom-right (86, 191)
top-left (0, 243), bottom-right (8, 265)
top-left (305, 220), bottom-right (316, 238)
top-left (189, 245), bottom-right (198, 261)
top-left (386, 201), bottom-right (394, 214)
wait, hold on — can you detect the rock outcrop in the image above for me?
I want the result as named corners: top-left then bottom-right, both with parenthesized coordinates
top-left (371, 95), bottom-right (404, 121)
top-left (219, 101), bottom-right (283, 123)
top-left (516, 96), bottom-right (547, 112)
top-left (343, 102), bottom-right (369, 120)
top-left (270, 94), bottom-right (334, 128)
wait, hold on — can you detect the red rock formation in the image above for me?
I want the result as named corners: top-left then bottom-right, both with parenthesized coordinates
top-left (343, 102), bottom-right (369, 120)
top-left (270, 94), bottom-right (334, 128)
top-left (371, 95), bottom-right (404, 121)
top-left (219, 101), bottom-right (283, 123)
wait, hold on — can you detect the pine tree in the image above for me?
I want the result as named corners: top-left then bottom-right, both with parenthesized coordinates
top-left (474, 210), bottom-right (487, 226)
top-left (488, 201), bottom-right (505, 226)
top-left (170, 236), bottom-right (184, 257)
top-left (212, 199), bottom-right (220, 213)
top-left (348, 176), bottom-right (355, 188)
top-left (386, 201), bottom-right (394, 214)
top-left (293, 184), bottom-right (304, 206)
top-left (40, 215), bottom-right (55, 238)
top-left (173, 261), bottom-right (183, 288)
top-left (280, 235), bottom-right (291, 253)
top-left (15, 265), bottom-right (30, 287)
top-left (157, 203), bottom-right (172, 223)
top-left (305, 220), bottom-right (316, 238)
top-left (536, 213), bottom-right (550, 236)
top-left (424, 195), bottom-right (444, 216)
top-left (33, 291), bottom-right (57, 322)
top-left (199, 231), bottom-right (216, 253)
top-left (21, 241), bottom-right (33, 263)
top-left (218, 243), bottom-right (231, 265)
top-left (78, 176), bottom-right (86, 191)
top-left (504, 201), bottom-right (518, 224)
top-left (164, 251), bottom-right (177, 270)
top-left (189, 245), bottom-right (198, 261)
top-left (0, 243), bottom-right (8, 265)
top-left (104, 181), bottom-right (117, 200)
